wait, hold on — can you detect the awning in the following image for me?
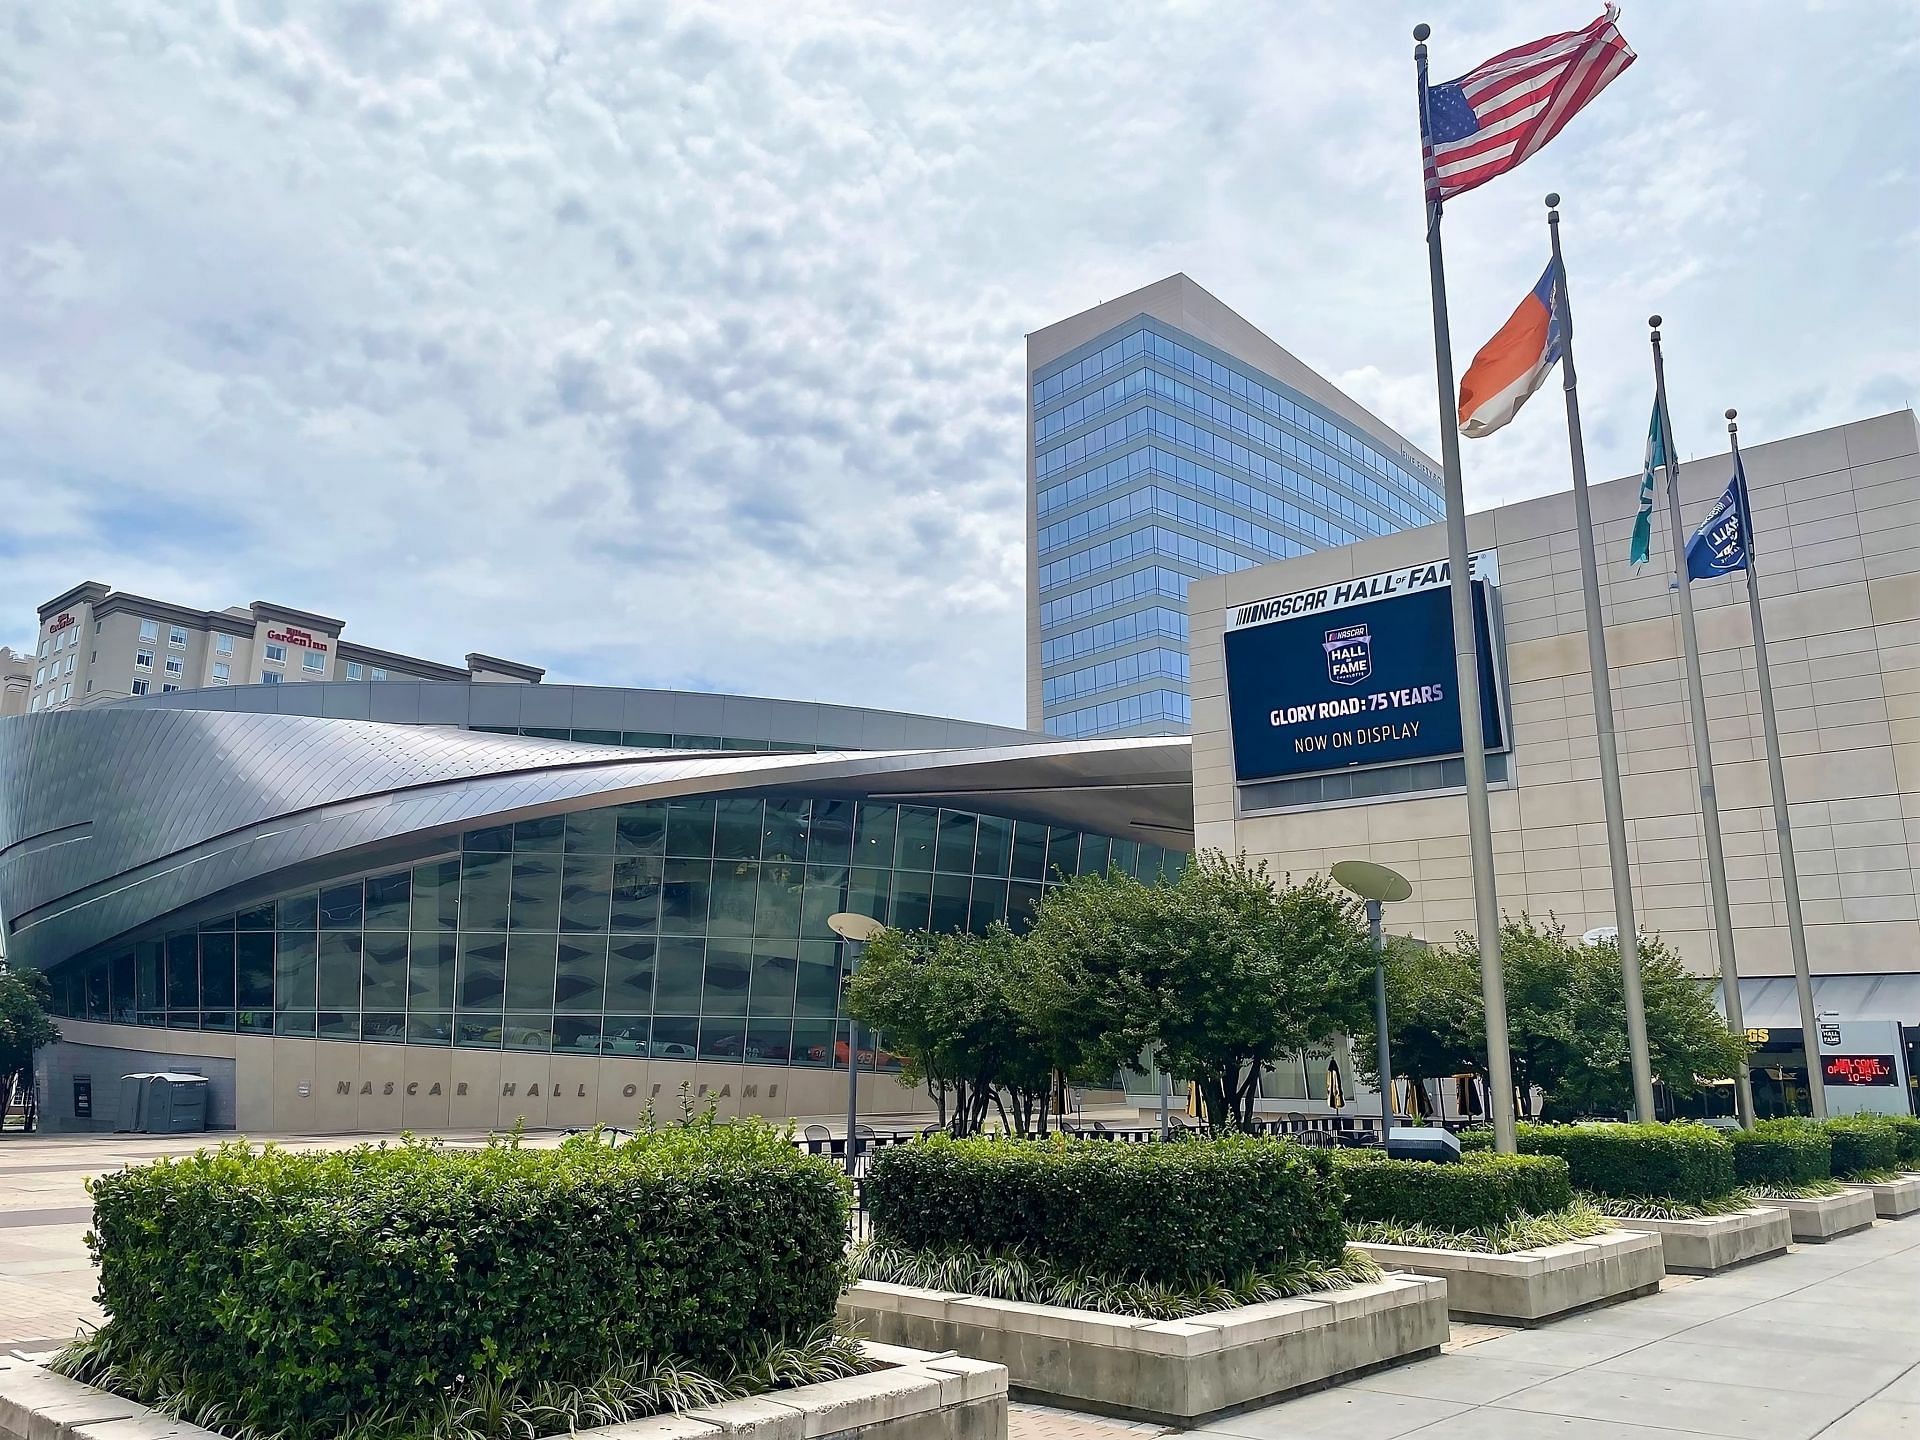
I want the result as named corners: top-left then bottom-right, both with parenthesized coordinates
top-left (1716, 974), bottom-right (1920, 1029)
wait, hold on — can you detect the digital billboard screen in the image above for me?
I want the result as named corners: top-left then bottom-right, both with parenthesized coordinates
top-left (1224, 575), bottom-right (1505, 785)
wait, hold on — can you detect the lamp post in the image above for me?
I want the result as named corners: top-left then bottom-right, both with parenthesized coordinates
top-left (1332, 861), bottom-right (1414, 1135)
top-left (828, 911), bottom-right (884, 1178)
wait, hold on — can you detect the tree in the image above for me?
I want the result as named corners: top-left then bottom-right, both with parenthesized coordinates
top-left (0, 968), bottom-right (60, 1129)
top-left (1025, 853), bottom-right (1376, 1130)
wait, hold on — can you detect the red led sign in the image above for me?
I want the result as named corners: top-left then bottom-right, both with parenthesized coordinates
top-left (1823, 1054), bottom-right (1898, 1086)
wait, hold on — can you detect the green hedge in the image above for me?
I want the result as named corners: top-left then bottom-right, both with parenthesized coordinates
top-left (1732, 1120), bottom-right (1831, 1188)
top-left (863, 1134), bottom-right (1344, 1284)
top-left (86, 1124), bottom-right (848, 1433)
top-left (1877, 1114), bottom-right (1920, 1169)
top-left (1333, 1150), bottom-right (1572, 1230)
top-left (1507, 1122), bottom-right (1736, 1205)
top-left (1819, 1116), bottom-right (1901, 1178)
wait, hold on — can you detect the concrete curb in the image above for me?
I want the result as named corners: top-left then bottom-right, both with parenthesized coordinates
top-left (1764, 1188), bottom-right (1878, 1242)
top-left (1610, 1206), bottom-right (1793, 1274)
top-left (1859, 1174), bottom-right (1920, 1219)
top-left (1351, 1227), bottom-right (1663, 1325)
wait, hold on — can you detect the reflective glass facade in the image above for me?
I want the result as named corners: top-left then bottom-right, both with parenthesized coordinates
top-left (45, 796), bottom-right (1180, 1071)
top-left (1033, 323), bottom-right (1443, 740)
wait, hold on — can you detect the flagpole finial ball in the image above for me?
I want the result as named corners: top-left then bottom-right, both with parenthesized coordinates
top-left (1545, 192), bottom-right (1560, 208)
top-left (1648, 314), bottom-right (1663, 329)
top-left (1726, 409), bottom-right (1738, 425)
top-left (1414, 23), bottom-right (1431, 41)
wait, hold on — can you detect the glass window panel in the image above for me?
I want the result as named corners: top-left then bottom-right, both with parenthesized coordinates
top-left (238, 1003), bottom-right (272, 1035)
top-left (622, 731), bottom-right (673, 748)
top-left (1006, 882), bottom-right (1045, 935)
top-left (935, 811), bottom-right (978, 874)
top-left (853, 803), bottom-right (896, 867)
top-left (754, 863), bottom-right (802, 937)
top-left (1079, 836), bottom-right (1111, 876)
top-left (200, 934), bottom-right (238, 1008)
top-left (707, 861), bottom-right (759, 937)
top-left (554, 1015), bottom-right (602, 1054)
top-left (701, 939), bottom-right (752, 1016)
top-left (110, 952), bottom-right (135, 1022)
top-left (503, 1014), bottom-right (552, 1052)
top-left (666, 798), bottom-right (716, 857)
top-left (362, 1012), bottom-right (406, 1043)
top-left (847, 867), bottom-right (891, 925)
top-left (554, 935), bottom-right (607, 1013)
top-left (509, 854), bottom-right (561, 931)
top-left (513, 815), bottom-right (564, 852)
top-left (362, 931), bottom-right (409, 1009)
top-left (275, 930), bottom-right (316, 1011)
top-left (601, 1014), bottom-right (650, 1057)
top-left (974, 815), bottom-right (1013, 877)
top-left (463, 823), bottom-right (514, 853)
top-left (278, 893), bottom-right (319, 931)
top-left (745, 1018), bottom-right (794, 1065)
top-left (409, 931), bottom-right (457, 1010)
top-left (801, 865), bottom-right (849, 940)
top-left (699, 1013), bottom-right (747, 1061)
top-left (521, 726), bottom-right (570, 742)
top-left (236, 904), bottom-right (275, 931)
top-left (890, 870), bottom-right (931, 931)
top-left (1046, 828), bottom-right (1081, 880)
top-left (200, 1011), bottom-right (237, 1033)
top-left (236, 933), bottom-right (274, 1007)
top-left (794, 940), bottom-right (840, 1021)
top-left (748, 940), bottom-right (798, 1016)
top-left (505, 931), bottom-right (558, 1010)
top-left (615, 802), bottom-right (668, 856)
top-left (200, 912), bottom-right (235, 932)
top-left (411, 860), bottom-right (460, 930)
top-left (136, 940), bottom-right (164, 1010)
top-left (166, 932), bottom-right (199, 1009)
top-left (712, 797), bottom-right (764, 860)
top-left (894, 805), bottom-right (937, 871)
top-left (968, 878), bottom-right (1008, 933)
top-left (1111, 839), bottom-right (1140, 877)
top-left (610, 856), bottom-right (663, 933)
top-left (792, 1019), bottom-right (837, 1068)
top-left (456, 935), bottom-right (507, 1012)
top-left (460, 852), bottom-right (512, 932)
top-left (318, 933), bottom-right (363, 1009)
top-left (654, 937), bottom-right (705, 1012)
top-left (605, 935), bottom-right (654, 1012)
top-left (1010, 822), bottom-right (1049, 881)
top-left (808, 800), bottom-right (855, 864)
top-left (930, 873), bottom-right (970, 934)
top-left (364, 870), bottom-right (411, 930)
top-left (407, 1012), bottom-right (452, 1046)
top-left (276, 1009), bottom-right (317, 1037)
top-left (571, 728), bottom-right (621, 746)
top-left (319, 882), bottom-right (364, 931)
top-left (761, 799), bottom-right (810, 863)
top-left (558, 854), bottom-right (612, 932)
top-left (456, 1018), bottom-right (502, 1049)
top-left (660, 859), bottom-right (711, 933)
top-left (564, 807), bottom-right (617, 855)
top-left (650, 1015), bottom-right (698, 1060)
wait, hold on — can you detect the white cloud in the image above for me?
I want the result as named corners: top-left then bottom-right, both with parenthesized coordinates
top-left (0, 2), bottom-right (1914, 724)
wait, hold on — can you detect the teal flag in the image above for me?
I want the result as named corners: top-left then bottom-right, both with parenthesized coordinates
top-left (1630, 400), bottom-right (1662, 566)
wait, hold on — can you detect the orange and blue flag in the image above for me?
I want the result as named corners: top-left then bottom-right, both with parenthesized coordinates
top-left (1458, 258), bottom-right (1564, 439)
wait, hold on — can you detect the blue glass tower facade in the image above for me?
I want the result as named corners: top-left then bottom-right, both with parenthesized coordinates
top-left (1029, 277), bottom-right (1446, 739)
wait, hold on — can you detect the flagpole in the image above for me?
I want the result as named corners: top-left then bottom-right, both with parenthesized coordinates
top-left (1650, 318), bottom-right (1756, 1127)
top-left (1727, 410), bottom-right (1827, 1118)
top-left (1415, 23), bottom-right (1517, 1154)
top-left (1547, 196), bottom-right (1656, 1121)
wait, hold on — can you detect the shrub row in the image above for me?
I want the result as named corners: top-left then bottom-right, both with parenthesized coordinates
top-left (1879, 1114), bottom-right (1920, 1168)
top-left (87, 1124), bottom-right (849, 1433)
top-left (1732, 1120), bottom-right (1831, 1188)
top-left (863, 1133), bottom-right (1345, 1283)
top-left (1820, 1115), bottom-right (1902, 1178)
top-left (1333, 1149), bottom-right (1573, 1230)
top-left (1466, 1122), bottom-right (1737, 1205)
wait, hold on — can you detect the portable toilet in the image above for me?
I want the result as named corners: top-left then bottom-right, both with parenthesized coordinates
top-left (115, 1073), bottom-right (210, 1134)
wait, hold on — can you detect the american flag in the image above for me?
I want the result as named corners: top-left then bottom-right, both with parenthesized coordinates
top-left (1422, 6), bottom-right (1636, 204)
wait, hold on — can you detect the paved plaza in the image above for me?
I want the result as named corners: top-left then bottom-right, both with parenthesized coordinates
top-left (3, 1132), bottom-right (1918, 1438)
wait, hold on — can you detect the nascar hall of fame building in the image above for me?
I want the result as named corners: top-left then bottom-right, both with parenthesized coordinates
top-left (1192, 408), bottom-right (1920, 1115)
top-left (4, 682), bottom-right (1190, 1133)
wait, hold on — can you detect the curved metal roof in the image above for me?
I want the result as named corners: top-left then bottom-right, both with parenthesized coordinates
top-left (0, 705), bottom-right (1190, 974)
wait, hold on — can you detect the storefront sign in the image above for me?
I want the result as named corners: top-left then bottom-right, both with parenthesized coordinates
top-left (267, 626), bottom-right (329, 653)
top-left (47, 612), bottom-right (75, 634)
top-left (1224, 569), bottom-right (1507, 785)
top-left (1823, 1055), bottom-right (1899, 1086)
top-left (1813, 1019), bottom-right (1911, 1115)
top-left (1226, 551), bottom-right (1498, 629)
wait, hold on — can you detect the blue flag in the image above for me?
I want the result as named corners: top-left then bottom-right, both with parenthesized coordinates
top-left (1682, 454), bottom-right (1752, 583)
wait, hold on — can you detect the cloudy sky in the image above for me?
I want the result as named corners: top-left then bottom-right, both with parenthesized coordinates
top-left (3, 2), bottom-right (1914, 725)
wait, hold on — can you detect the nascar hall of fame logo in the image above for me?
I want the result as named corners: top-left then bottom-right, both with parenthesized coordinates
top-left (1703, 495), bottom-right (1745, 572)
top-left (1323, 623), bottom-right (1372, 686)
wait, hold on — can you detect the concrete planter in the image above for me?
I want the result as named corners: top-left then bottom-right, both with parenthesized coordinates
top-left (1766, 1187), bottom-right (1877, 1242)
top-left (1610, 1206), bottom-right (1792, 1274)
top-left (0, 1344), bottom-right (1007, 1440)
top-left (839, 1274), bottom-right (1446, 1425)
top-left (1350, 1228), bottom-right (1663, 1325)
top-left (1860, 1175), bottom-right (1920, 1219)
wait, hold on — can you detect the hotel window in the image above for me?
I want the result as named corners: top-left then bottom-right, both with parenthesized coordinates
top-left (164, 657), bottom-right (183, 676)
top-left (30, 695), bottom-right (41, 712)
top-left (162, 683), bottom-right (179, 693)
top-left (64, 655), bottom-right (75, 674)
top-left (34, 666), bottom-right (45, 685)
top-left (168, 626), bottom-right (188, 648)
top-left (371, 667), bottom-right (387, 681)
top-left (59, 681), bottom-right (71, 701)
top-left (216, 634), bottom-right (235, 655)
top-left (212, 662), bottom-right (230, 684)
top-left (264, 643), bottom-right (286, 664)
top-left (138, 619), bottom-right (159, 642)
top-left (37, 639), bottom-right (47, 658)
top-left (134, 651), bottom-right (153, 670)
top-left (346, 661), bottom-right (363, 680)
top-left (261, 671), bottom-right (282, 685)
top-left (130, 679), bottom-right (149, 696)
top-left (302, 651), bottom-right (325, 673)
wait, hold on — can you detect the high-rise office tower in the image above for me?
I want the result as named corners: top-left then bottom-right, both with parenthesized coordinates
top-left (1027, 274), bottom-right (1446, 737)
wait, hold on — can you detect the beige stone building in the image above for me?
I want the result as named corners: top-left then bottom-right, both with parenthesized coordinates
top-left (1191, 409), bottom-right (1920, 1012)
top-left (0, 647), bottom-right (29, 717)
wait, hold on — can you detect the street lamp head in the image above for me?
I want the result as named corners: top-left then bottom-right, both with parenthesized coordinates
top-left (827, 912), bottom-right (886, 943)
top-left (1331, 860), bottom-right (1412, 904)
